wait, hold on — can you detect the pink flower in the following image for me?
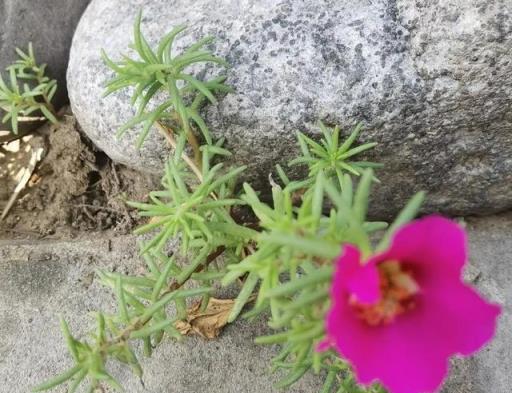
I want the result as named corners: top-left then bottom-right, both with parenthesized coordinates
top-left (322, 216), bottom-right (501, 393)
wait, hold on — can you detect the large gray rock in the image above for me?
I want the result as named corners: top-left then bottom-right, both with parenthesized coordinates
top-left (1, 214), bottom-right (511, 392)
top-left (0, 0), bottom-right (90, 122)
top-left (68, 0), bottom-right (512, 218)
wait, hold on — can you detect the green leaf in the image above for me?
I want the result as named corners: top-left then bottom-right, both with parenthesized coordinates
top-left (59, 317), bottom-right (79, 362)
top-left (228, 272), bottom-right (259, 322)
top-left (183, 36), bottom-right (215, 55)
top-left (151, 256), bottom-right (175, 301)
top-left (174, 53), bottom-right (229, 69)
top-left (376, 191), bottom-right (425, 252)
top-left (259, 232), bottom-right (339, 259)
top-left (135, 81), bottom-right (161, 115)
top-left (206, 166), bottom-right (246, 194)
top-left (275, 164), bottom-right (290, 185)
top-left (98, 371), bottom-right (125, 392)
top-left (141, 287), bottom-right (213, 320)
top-left (207, 222), bottom-right (258, 239)
top-left (363, 221), bottom-right (388, 232)
top-left (40, 105), bottom-right (58, 124)
top-left (15, 47), bottom-right (30, 61)
top-left (135, 100), bottom-right (172, 147)
top-left (9, 68), bottom-right (18, 92)
top-left (289, 323), bottom-right (324, 343)
top-left (133, 11), bottom-right (157, 63)
top-left (339, 142), bottom-right (378, 160)
top-left (32, 365), bottom-right (82, 392)
top-left (254, 331), bottom-right (289, 344)
top-left (157, 25), bottom-right (187, 61)
top-left (188, 109), bottom-right (212, 144)
top-left (320, 370), bottom-right (337, 393)
top-left (131, 319), bottom-right (176, 339)
top-left (280, 288), bottom-right (328, 313)
top-left (312, 172), bottom-right (325, 219)
top-left (143, 336), bottom-right (152, 357)
top-left (176, 246), bottom-right (210, 284)
top-left (338, 161), bottom-right (360, 176)
top-left (350, 161), bottom-right (384, 169)
top-left (10, 109), bottom-right (18, 134)
top-left (276, 366), bottom-right (310, 388)
top-left (191, 271), bottom-right (226, 281)
top-left (47, 82), bottom-right (58, 101)
top-left (353, 169), bottom-right (373, 222)
top-left (200, 144), bottom-right (232, 157)
top-left (178, 73), bottom-right (217, 103)
top-left (341, 174), bottom-right (353, 205)
top-left (98, 271), bottom-right (156, 287)
top-left (339, 122), bottom-right (363, 153)
top-left (264, 267), bottom-right (333, 299)
top-left (168, 78), bottom-right (190, 133)
top-left (68, 368), bottom-right (88, 393)
top-left (116, 275), bottom-right (130, 322)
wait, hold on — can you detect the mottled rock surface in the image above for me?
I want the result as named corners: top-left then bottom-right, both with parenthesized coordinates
top-left (0, 0), bottom-right (91, 109)
top-left (68, 0), bottom-right (512, 217)
top-left (1, 214), bottom-right (510, 392)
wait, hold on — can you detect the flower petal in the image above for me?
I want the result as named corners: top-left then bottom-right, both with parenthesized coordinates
top-left (328, 298), bottom-right (451, 393)
top-left (428, 280), bottom-right (502, 356)
top-left (374, 216), bottom-right (467, 278)
top-left (327, 275), bottom-right (501, 393)
top-left (346, 263), bottom-right (380, 304)
top-left (325, 216), bottom-right (502, 393)
top-left (333, 245), bottom-right (380, 304)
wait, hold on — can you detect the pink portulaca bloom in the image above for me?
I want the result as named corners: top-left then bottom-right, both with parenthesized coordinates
top-left (322, 216), bottom-right (501, 393)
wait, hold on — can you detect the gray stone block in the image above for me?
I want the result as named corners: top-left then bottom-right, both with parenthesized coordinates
top-left (1, 214), bottom-right (510, 392)
top-left (67, 0), bottom-right (512, 217)
top-left (0, 236), bottom-right (323, 392)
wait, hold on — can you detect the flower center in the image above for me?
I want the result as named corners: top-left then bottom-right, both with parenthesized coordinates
top-left (350, 261), bottom-right (419, 326)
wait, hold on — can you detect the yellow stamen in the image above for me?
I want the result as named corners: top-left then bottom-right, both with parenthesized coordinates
top-left (350, 261), bottom-right (419, 326)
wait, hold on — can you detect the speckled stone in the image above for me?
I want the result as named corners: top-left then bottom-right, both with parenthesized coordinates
top-left (68, 0), bottom-right (512, 218)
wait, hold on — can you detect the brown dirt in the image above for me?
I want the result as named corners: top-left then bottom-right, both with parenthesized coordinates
top-left (0, 109), bottom-right (159, 240)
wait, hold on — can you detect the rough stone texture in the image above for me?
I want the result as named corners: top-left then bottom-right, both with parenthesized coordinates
top-left (68, 0), bottom-right (512, 218)
top-left (1, 214), bottom-right (511, 392)
top-left (441, 214), bottom-right (512, 393)
top-left (0, 0), bottom-right (90, 117)
top-left (0, 236), bottom-right (323, 393)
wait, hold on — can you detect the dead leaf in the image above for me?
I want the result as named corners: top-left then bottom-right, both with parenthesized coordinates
top-left (175, 297), bottom-right (235, 339)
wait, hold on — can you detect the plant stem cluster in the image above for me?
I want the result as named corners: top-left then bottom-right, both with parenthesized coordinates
top-left (0, 43), bottom-right (58, 133)
top-left (35, 12), bottom-right (424, 393)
